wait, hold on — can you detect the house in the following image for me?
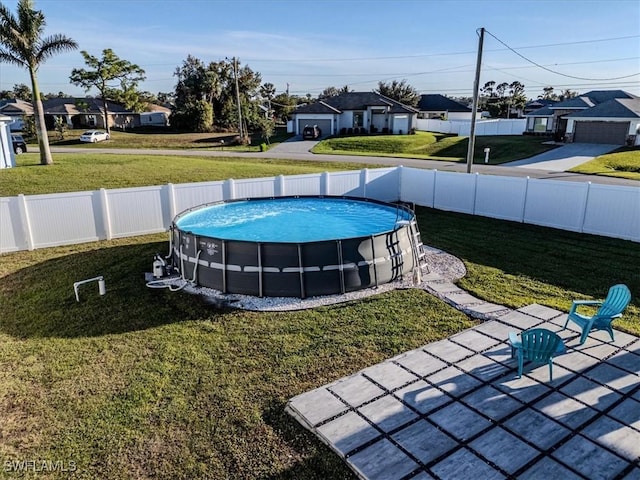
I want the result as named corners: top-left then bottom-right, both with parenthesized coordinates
top-left (42, 98), bottom-right (140, 130)
top-left (0, 99), bottom-right (33, 131)
top-left (524, 98), bottom-right (556, 116)
top-left (417, 94), bottom-right (479, 120)
top-left (0, 114), bottom-right (15, 169)
top-left (139, 104), bottom-right (171, 127)
top-left (525, 90), bottom-right (639, 144)
top-left (289, 92), bottom-right (419, 136)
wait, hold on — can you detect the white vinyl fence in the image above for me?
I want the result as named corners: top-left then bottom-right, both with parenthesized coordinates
top-left (1, 166), bottom-right (638, 253)
top-left (416, 118), bottom-right (526, 136)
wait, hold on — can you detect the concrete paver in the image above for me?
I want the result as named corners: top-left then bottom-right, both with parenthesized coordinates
top-left (286, 283), bottom-right (639, 479)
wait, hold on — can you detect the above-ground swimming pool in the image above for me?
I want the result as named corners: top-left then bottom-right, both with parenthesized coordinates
top-left (170, 196), bottom-right (423, 298)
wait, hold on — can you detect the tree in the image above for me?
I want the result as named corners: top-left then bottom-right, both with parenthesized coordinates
top-left (53, 115), bottom-right (66, 140)
top-left (507, 81), bottom-right (527, 118)
top-left (375, 79), bottom-right (419, 106)
top-left (0, 0), bottom-right (77, 165)
top-left (559, 89), bottom-right (578, 101)
top-left (70, 48), bottom-right (146, 134)
top-left (318, 85), bottom-right (352, 100)
top-left (12, 83), bottom-right (31, 101)
top-left (539, 86), bottom-right (558, 101)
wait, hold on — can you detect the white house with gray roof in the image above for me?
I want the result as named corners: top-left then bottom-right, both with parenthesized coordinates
top-left (289, 92), bottom-right (419, 136)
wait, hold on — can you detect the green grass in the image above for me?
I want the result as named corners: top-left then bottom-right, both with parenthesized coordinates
top-left (0, 208), bottom-right (638, 479)
top-left (568, 146), bottom-right (640, 180)
top-left (0, 154), bottom-right (374, 196)
top-left (37, 128), bottom-right (293, 152)
top-left (312, 132), bottom-right (558, 164)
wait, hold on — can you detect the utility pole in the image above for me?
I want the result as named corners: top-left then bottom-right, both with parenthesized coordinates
top-left (466, 27), bottom-right (485, 174)
top-left (233, 57), bottom-right (244, 140)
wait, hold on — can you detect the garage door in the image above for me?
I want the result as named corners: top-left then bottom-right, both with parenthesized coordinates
top-left (573, 121), bottom-right (629, 144)
top-left (297, 119), bottom-right (332, 136)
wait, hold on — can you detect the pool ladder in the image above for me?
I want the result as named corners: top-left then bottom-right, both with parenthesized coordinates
top-left (408, 220), bottom-right (429, 272)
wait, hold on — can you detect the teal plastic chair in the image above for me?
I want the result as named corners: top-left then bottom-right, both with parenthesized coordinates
top-left (563, 284), bottom-right (631, 345)
top-left (508, 328), bottom-right (563, 381)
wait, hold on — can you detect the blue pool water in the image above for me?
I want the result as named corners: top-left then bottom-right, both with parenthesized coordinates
top-left (175, 197), bottom-right (412, 242)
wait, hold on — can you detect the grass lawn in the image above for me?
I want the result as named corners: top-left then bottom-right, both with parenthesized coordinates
top-left (312, 132), bottom-right (558, 164)
top-left (37, 128), bottom-right (292, 152)
top-left (0, 207), bottom-right (638, 479)
top-left (0, 154), bottom-right (374, 196)
top-left (568, 146), bottom-right (640, 180)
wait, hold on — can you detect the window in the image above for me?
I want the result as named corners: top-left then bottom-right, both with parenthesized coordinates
top-left (533, 117), bottom-right (548, 132)
top-left (353, 112), bottom-right (364, 128)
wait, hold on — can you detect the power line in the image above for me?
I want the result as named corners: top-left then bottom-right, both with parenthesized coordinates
top-left (484, 29), bottom-right (640, 81)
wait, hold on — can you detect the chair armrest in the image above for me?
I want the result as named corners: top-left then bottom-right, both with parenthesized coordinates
top-left (508, 332), bottom-right (521, 348)
top-left (569, 300), bottom-right (602, 315)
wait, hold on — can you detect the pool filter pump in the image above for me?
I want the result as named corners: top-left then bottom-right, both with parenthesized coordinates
top-left (152, 254), bottom-right (167, 278)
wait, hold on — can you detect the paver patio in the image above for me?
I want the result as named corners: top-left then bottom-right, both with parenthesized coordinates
top-left (287, 305), bottom-right (640, 479)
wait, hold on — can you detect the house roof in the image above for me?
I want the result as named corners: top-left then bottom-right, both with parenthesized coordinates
top-left (525, 105), bottom-right (555, 117)
top-left (525, 99), bottom-right (557, 109)
top-left (417, 94), bottom-right (471, 112)
top-left (566, 98), bottom-right (640, 119)
top-left (42, 97), bottom-right (133, 114)
top-left (0, 98), bottom-right (34, 115)
top-left (550, 90), bottom-right (637, 111)
top-left (294, 92), bottom-right (418, 115)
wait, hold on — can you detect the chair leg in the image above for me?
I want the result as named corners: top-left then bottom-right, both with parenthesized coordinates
top-left (548, 360), bottom-right (553, 382)
top-left (579, 328), bottom-right (590, 345)
top-left (517, 354), bottom-right (523, 379)
top-left (605, 326), bottom-right (615, 342)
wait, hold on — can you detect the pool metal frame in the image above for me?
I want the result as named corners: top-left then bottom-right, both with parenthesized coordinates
top-left (169, 196), bottom-right (424, 298)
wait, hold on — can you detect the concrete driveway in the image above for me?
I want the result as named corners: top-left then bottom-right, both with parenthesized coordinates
top-left (504, 143), bottom-right (620, 171)
top-left (266, 135), bottom-right (323, 155)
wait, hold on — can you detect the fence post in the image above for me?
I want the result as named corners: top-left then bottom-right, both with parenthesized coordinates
top-left (521, 176), bottom-right (530, 223)
top-left (225, 178), bottom-right (236, 200)
top-left (360, 168), bottom-right (369, 198)
top-left (321, 171), bottom-right (330, 196)
top-left (472, 172), bottom-right (479, 215)
top-left (99, 188), bottom-right (113, 240)
top-left (276, 175), bottom-right (285, 197)
top-left (432, 170), bottom-right (438, 208)
top-left (17, 194), bottom-right (34, 251)
top-left (579, 182), bottom-right (592, 233)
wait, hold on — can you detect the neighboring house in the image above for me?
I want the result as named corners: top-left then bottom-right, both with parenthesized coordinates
top-left (290, 92), bottom-right (419, 136)
top-left (0, 98), bottom-right (33, 131)
top-left (416, 94), bottom-right (479, 120)
top-left (140, 104), bottom-right (172, 127)
top-left (525, 90), bottom-right (639, 144)
top-left (0, 114), bottom-right (15, 169)
top-left (42, 98), bottom-right (140, 130)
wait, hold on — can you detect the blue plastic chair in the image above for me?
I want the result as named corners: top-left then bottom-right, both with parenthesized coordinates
top-left (508, 328), bottom-right (563, 381)
top-left (563, 284), bottom-right (631, 345)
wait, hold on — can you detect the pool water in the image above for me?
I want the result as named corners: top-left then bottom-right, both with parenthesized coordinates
top-left (176, 197), bottom-right (413, 242)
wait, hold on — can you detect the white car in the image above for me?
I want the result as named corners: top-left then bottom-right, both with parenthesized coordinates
top-left (79, 130), bottom-right (110, 143)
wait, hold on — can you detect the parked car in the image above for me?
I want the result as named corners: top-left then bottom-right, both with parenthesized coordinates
top-left (79, 130), bottom-right (110, 143)
top-left (11, 134), bottom-right (27, 154)
top-left (302, 125), bottom-right (322, 140)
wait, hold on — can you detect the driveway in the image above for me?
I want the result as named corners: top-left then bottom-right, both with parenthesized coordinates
top-left (266, 135), bottom-right (323, 155)
top-left (504, 143), bottom-right (620, 171)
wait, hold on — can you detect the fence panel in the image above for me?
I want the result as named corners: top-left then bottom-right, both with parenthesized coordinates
top-left (234, 177), bottom-right (276, 199)
top-left (326, 170), bottom-right (364, 196)
top-left (475, 175), bottom-right (527, 221)
top-left (433, 171), bottom-right (476, 214)
top-left (399, 167), bottom-right (435, 206)
top-left (524, 180), bottom-right (588, 231)
top-left (0, 197), bottom-right (24, 252)
top-left (582, 184), bottom-right (640, 241)
top-left (281, 173), bottom-right (323, 196)
top-left (172, 181), bottom-right (225, 215)
top-left (364, 168), bottom-right (399, 202)
top-left (26, 191), bottom-right (101, 248)
top-left (106, 186), bottom-right (168, 237)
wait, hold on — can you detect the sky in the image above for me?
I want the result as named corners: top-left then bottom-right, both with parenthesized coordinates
top-left (0, 0), bottom-right (639, 100)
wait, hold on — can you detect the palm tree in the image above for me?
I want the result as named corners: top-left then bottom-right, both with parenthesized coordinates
top-left (0, 0), bottom-right (77, 165)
